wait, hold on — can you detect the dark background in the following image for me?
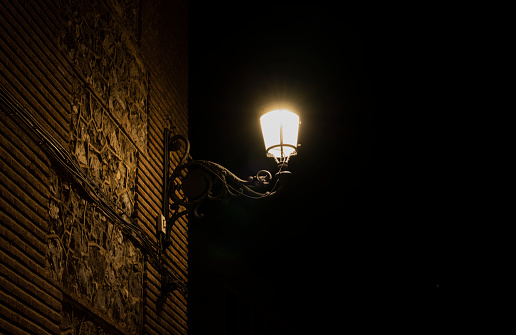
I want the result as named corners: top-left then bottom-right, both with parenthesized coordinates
top-left (188, 2), bottom-right (461, 332)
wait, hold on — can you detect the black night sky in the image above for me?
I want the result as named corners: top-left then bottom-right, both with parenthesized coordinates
top-left (188, 3), bottom-right (458, 332)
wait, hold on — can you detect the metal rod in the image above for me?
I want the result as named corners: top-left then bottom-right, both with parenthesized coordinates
top-left (163, 128), bottom-right (170, 220)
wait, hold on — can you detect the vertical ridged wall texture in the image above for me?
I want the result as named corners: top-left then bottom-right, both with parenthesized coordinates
top-left (0, 0), bottom-right (188, 334)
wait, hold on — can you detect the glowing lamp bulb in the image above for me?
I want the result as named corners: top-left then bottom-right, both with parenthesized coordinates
top-left (260, 109), bottom-right (300, 163)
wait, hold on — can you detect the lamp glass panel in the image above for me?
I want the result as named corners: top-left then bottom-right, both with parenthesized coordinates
top-left (260, 109), bottom-right (299, 159)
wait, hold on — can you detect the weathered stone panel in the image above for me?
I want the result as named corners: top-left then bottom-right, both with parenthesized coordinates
top-left (71, 82), bottom-right (138, 215)
top-left (47, 170), bottom-right (143, 333)
top-left (57, 0), bottom-right (148, 152)
top-left (47, 0), bottom-right (146, 333)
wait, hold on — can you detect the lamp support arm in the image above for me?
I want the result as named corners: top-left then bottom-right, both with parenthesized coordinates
top-left (160, 129), bottom-right (289, 250)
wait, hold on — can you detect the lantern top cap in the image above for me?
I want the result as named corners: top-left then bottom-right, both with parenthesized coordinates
top-left (260, 109), bottom-right (299, 120)
top-left (257, 101), bottom-right (299, 117)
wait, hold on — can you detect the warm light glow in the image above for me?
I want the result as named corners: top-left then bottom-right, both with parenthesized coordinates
top-left (260, 109), bottom-right (299, 161)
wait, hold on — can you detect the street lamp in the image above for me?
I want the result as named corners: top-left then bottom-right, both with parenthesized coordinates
top-left (159, 107), bottom-right (300, 249)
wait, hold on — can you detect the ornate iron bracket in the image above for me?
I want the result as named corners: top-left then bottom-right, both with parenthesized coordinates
top-left (159, 128), bottom-right (291, 251)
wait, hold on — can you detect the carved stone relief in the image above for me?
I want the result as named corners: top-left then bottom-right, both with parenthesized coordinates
top-left (57, 0), bottom-right (147, 151)
top-left (71, 82), bottom-right (137, 215)
top-left (47, 170), bottom-right (143, 333)
top-left (46, 0), bottom-right (147, 333)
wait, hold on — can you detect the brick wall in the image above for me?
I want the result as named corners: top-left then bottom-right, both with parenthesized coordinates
top-left (0, 0), bottom-right (188, 334)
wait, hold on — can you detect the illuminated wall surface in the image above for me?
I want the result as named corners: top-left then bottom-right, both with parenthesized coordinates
top-left (0, 0), bottom-right (188, 333)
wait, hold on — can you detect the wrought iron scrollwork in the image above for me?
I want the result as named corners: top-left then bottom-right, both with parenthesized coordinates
top-left (160, 128), bottom-right (290, 250)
